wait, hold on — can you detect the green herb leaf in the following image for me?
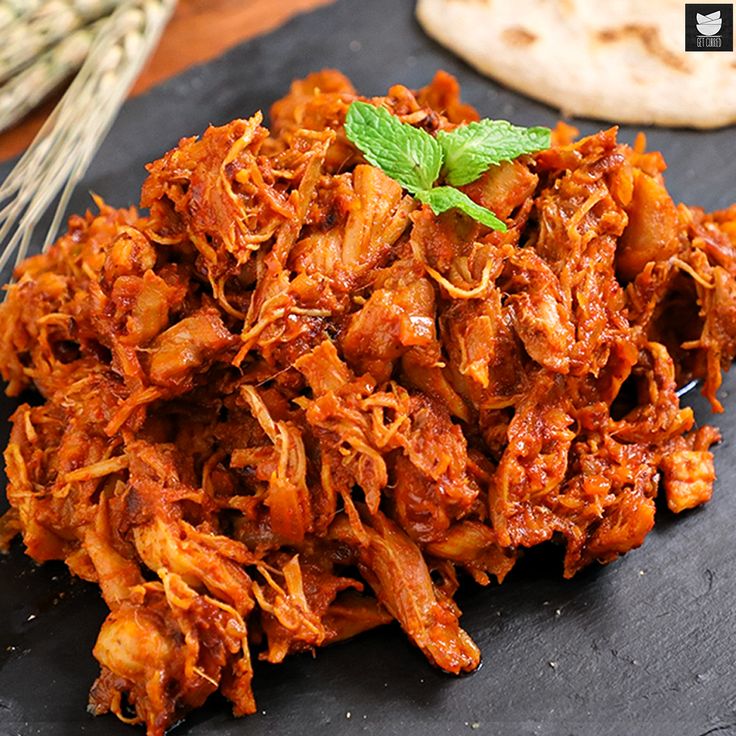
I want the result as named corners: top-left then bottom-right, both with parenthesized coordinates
top-left (344, 101), bottom-right (547, 229)
top-left (415, 187), bottom-right (507, 232)
top-left (344, 101), bottom-right (442, 193)
top-left (437, 120), bottom-right (551, 186)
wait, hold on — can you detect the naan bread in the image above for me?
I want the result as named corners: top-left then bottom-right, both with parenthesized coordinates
top-left (416, 0), bottom-right (736, 128)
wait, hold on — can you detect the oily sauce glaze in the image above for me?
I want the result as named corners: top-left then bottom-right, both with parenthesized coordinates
top-left (0, 71), bottom-right (735, 734)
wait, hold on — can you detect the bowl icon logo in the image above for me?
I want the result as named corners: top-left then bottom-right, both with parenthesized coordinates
top-left (696, 10), bottom-right (722, 35)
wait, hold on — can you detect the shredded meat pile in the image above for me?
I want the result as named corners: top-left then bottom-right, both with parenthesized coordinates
top-left (1, 70), bottom-right (735, 734)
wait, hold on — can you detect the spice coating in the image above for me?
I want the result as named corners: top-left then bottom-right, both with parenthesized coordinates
top-left (0, 71), bottom-right (735, 735)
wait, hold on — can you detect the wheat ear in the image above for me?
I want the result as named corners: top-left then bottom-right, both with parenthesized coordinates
top-left (0, 19), bottom-right (106, 134)
top-left (0, 0), bottom-right (176, 276)
top-left (0, 0), bottom-right (123, 83)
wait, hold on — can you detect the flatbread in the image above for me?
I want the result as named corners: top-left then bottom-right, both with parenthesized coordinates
top-left (416, 0), bottom-right (736, 128)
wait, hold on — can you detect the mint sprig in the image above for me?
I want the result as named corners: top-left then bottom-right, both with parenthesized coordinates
top-left (415, 187), bottom-right (506, 231)
top-left (344, 101), bottom-right (442, 193)
top-left (437, 120), bottom-right (551, 186)
top-left (344, 101), bottom-right (550, 231)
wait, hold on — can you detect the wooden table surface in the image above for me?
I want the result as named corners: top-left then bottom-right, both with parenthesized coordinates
top-left (0, 0), bottom-right (334, 161)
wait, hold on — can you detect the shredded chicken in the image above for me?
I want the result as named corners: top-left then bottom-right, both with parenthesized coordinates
top-left (0, 70), bottom-right (734, 735)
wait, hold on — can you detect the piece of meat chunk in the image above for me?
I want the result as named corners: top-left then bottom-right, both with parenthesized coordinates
top-left (617, 170), bottom-right (681, 281)
top-left (341, 258), bottom-right (437, 382)
top-left (332, 512), bottom-right (480, 674)
top-left (147, 309), bottom-right (236, 388)
top-left (660, 450), bottom-right (716, 513)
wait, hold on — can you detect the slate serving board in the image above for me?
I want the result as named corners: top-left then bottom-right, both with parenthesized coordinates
top-left (1, 1), bottom-right (735, 734)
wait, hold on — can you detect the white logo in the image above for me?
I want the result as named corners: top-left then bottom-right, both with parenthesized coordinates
top-left (696, 10), bottom-right (722, 36)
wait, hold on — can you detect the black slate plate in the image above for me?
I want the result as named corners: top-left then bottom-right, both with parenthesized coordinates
top-left (1, 1), bottom-right (735, 734)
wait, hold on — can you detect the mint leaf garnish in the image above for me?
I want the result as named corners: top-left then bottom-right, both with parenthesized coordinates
top-left (343, 100), bottom-right (549, 230)
top-left (415, 187), bottom-right (507, 232)
top-left (344, 101), bottom-right (442, 193)
top-left (438, 120), bottom-right (551, 186)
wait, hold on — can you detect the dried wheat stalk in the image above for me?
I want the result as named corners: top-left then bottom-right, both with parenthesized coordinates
top-left (0, 1), bottom-right (45, 30)
top-left (0, 0), bottom-right (123, 82)
top-left (0, 19), bottom-right (104, 133)
top-left (0, 0), bottom-right (176, 277)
